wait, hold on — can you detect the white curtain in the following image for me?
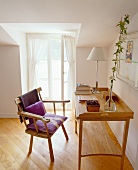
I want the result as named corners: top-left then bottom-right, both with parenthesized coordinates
top-left (63, 35), bottom-right (76, 109)
top-left (27, 34), bottom-right (48, 90)
top-left (27, 33), bottom-right (76, 110)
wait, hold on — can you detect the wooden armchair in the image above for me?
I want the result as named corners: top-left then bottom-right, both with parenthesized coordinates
top-left (14, 87), bottom-right (70, 162)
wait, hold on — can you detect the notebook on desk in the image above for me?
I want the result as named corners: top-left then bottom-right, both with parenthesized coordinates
top-left (78, 95), bottom-right (98, 102)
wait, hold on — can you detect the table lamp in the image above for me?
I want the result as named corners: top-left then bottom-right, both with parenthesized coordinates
top-left (87, 47), bottom-right (107, 93)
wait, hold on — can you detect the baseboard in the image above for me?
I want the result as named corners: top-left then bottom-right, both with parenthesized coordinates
top-left (0, 113), bottom-right (18, 118)
top-left (108, 122), bottom-right (135, 168)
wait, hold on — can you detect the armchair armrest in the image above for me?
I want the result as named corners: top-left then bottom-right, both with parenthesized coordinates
top-left (42, 100), bottom-right (70, 103)
top-left (18, 111), bottom-right (50, 134)
top-left (42, 100), bottom-right (70, 115)
top-left (18, 111), bottom-right (50, 122)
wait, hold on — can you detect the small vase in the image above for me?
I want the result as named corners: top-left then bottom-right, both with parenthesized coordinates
top-left (104, 88), bottom-right (116, 112)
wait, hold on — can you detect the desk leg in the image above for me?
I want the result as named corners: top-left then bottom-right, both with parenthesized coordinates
top-left (120, 119), bottom-right (130, 170)
top-left (78, 119), bottom-right (83, 170)
top-left (75, 109), bottom-right (77, 133)
top-left (75, 119), bottom-right (77, 133)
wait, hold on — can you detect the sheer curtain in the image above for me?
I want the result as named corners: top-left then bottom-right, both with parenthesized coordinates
top-left (63, 35), bottom-right (76, 109)
top-left (27, 33), bottom-right (76, 110)
top-left (27, 34), bottom-right (48, 90)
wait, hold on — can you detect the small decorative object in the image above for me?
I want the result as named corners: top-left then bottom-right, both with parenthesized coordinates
top-left (86, 100), bottom-right (100, 112)
top-left (104, 14), bottom-right (130, 112)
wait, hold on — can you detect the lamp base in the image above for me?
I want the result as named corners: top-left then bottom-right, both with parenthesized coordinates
top-left (92, 89), bottom-right (100, 94)
top-left (93, 81), bottom-right (100, 93)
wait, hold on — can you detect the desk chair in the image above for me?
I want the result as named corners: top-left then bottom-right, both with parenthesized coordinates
top-left (14, 87), bottom-right (70, 161)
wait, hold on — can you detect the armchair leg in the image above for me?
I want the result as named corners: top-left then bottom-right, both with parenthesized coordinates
top-left (61, 124), bottom-right (69, 140)
top-left (48, 138), bottom-right (54, 162)
top-left (29, 135), bottom-right (33, 154)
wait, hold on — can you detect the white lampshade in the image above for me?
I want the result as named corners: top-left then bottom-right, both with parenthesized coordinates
top-left (87, 47), bottom-right (107, 93)
top-left (87, 47), bottom-right (107, 61)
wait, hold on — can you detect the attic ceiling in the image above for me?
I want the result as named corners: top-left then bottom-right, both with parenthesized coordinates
top-left (0, 0), bottom-right (138, 47)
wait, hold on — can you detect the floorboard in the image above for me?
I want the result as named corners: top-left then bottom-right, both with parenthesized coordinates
top-left (0, 111), bottom-right (134, 170)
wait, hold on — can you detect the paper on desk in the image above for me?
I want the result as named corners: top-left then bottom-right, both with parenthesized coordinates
top-left (78, 95), bottom-right (98, 102)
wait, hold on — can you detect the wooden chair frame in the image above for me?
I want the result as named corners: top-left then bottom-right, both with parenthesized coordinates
top-left (15, 87), bottom-right (70, 162)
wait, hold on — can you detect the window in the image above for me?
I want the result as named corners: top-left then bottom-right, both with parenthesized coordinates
top-left (27, 33), bottom-right (75, 110)
top-left (35, 36), bottom-right (62, 100)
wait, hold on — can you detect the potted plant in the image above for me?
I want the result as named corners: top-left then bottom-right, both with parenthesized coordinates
top-left (104, 15), bottom-right (130, 111)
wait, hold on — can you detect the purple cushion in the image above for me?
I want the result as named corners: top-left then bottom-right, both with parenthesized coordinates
top-left (25, 101), bottom-right (46, 124)
top-left (27, 113), bottom-right (68, 135)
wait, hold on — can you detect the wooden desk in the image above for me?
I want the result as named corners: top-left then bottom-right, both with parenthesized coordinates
top-left (75, 90), bottom-right (134, 170)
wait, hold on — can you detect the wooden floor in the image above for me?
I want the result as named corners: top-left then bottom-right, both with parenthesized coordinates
top-left (0, 111), bottom-right (134, 170)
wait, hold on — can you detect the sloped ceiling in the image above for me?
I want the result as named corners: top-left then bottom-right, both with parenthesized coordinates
top-left (0, 26), bottom-right (17, 45)
top-left (0, 0), bottom-right (138, 47)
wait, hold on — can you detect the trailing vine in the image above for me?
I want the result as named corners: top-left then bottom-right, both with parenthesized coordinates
top-left (110, 14), bottom-right (130, 90)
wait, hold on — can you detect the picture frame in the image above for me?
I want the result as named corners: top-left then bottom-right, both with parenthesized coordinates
top-left (116, 32), bottom-right (138, 90)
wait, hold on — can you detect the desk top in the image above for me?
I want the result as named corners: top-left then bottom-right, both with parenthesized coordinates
top-left (75, 90), bottom-right (134, 121)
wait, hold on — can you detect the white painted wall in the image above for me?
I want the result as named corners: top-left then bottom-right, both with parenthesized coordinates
top-left (1, 25), bottom-right (27, 93)
top-left (76, 47), bottom-right (108, 88)
top-left (0, 45), bottom-right (21, 117)
top-left (135, 146), bottom-right (138, 170)
top-left (107, 12), bottom-right (138, 168)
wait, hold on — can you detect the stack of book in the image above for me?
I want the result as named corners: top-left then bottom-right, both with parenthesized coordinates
top-left (75, 84), bottom-right (92, 95)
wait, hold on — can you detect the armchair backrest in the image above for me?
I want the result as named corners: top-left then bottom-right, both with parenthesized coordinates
top-left (19, 89), bottom-right (39, 110)
top-left (15, 87), bottom-right (42, 111)
top-left (15, 87), bottom-right (43, 123)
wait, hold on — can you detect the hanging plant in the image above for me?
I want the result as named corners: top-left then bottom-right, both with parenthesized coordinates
top-left (110, 14), bottom-right (130, 90)
top-left (104, 14), bottom-right (130, 112)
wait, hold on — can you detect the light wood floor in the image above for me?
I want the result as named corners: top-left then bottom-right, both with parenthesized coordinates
top-left (0, 111), bottom-right (134, 170)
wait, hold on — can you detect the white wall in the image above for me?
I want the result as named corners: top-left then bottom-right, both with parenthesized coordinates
top-left (76, 47), bottom-right (108, 88)
top-left (0, 45), bottom-right (21, 117)
top-left (135, 147), bottom-right (138, 170)
top-left (1, 25), bottom-right (27, 93)
top-left (107, 12), bottom-right (138, 168)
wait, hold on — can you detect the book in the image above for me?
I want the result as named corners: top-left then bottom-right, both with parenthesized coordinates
top-left (75, 90), bottom-right (92, 95)
top-left (76, 83), bottom-right (90, 87)
top-left (76, 83), bottom-right (92, 91)
top-left (76, 86), bottom-right (92, 91)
